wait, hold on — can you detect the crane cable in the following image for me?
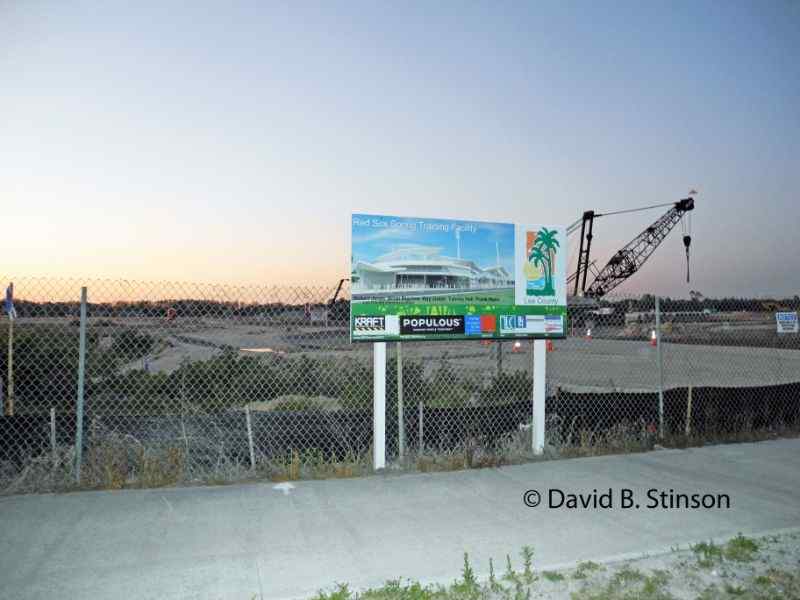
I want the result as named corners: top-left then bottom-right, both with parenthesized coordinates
top-left (594, 201), bottom-right (676, 218)
top-left (567, 200), bottom-right (677, 235)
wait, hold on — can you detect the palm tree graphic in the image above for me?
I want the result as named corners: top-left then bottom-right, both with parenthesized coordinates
top-left (527, 228), bottom-right (559, 296)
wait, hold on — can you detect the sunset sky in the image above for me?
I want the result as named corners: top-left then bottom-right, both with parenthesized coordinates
top-left (2, 1), bottom-right (798, 297)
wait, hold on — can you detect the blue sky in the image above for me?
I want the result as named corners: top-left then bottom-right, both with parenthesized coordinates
top-left (352, 214), bottom-right (515, 275)
top-left (1, 1), bottom-right (798, 296)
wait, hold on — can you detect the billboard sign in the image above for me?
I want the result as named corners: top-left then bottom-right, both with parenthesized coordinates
top-left (350, 214), bottom-right (567, 342)
top-left (776, 311), bottom-right (798, 334)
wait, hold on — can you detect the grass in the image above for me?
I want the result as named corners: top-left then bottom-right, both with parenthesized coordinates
top-left (691, 535), bottom-right (760, 568)
top-left (692, 541), bottom-right (725, 569)
top-left (571, 569), bottom-right (675, 600)
top-left (723, 534), bottom-right (760, 562)
top-left (573, 561), bottom-right (603, 580)
top-left (264, 448), bottom-right (371, 482)
top-left (307, 533), bottom-right (799, 600)
top-left (549, 420), bottom-right (654, 459)
top-left (696, 567), bottom-right (800, 599)
top-left (309, 554), bottom-right (675, 600)
top-left (610, 566), bottom-right (645, 585)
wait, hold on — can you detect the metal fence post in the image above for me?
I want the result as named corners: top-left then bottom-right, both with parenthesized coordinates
top-left (6, 315), bottom-right (14, 416)
top-left (74, 286), bottom-right (88, 482)
top-left (50, 407), bottom-right (56, 465)
top-left (245, 405), bottom-right (256, 469)
top-left (532, 339), bottom-right (547, 454)
top-left (655, 295), bottom-right (664, 439)
top-left (418, 400), bottom-right (424, 452)
top-left (373, 341), bottom-right (386, 470)
top-left (397, 341), bottom-right (404, 461)
top-left (685, 385), bottom-right (693, 436)
top-left (497, 341), bottom-right (503, 375)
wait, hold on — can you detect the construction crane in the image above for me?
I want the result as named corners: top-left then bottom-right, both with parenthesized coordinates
top-left (569, 197), bottom-right (695, 298)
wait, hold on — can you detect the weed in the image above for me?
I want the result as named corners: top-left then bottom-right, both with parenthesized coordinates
top-left (361, 579), bottom-right (439, 600)
top-left (542, 571), bottom-right (565, 583)
top-left (573, 561), bottom-right (603, 580)
top-left (504, 554), bottom-right (517, 583)
top-left (611, 565), bottom-right (644, 585)
top-left (460, 553), bottom-right (477, 589)
top-left (488, 557), bottom-right (501, 592)
top-left (642, 571), bottom-right (671, 596)
top-left (723, 583), bottom-right (745, 595)
top-left (521, 546), bottom-right (535, 584)
top-left (691, 541), bottom-right (724, 568)
top-left (572, 567), bottom-right (675, 600)
top-left (723, 534), bottom-right (759, 562)
top-left (311, 583), bottom-right (352, 600)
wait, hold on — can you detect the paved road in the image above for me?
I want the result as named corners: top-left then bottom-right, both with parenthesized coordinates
top-left (2, 439), bottom-right (799, 600)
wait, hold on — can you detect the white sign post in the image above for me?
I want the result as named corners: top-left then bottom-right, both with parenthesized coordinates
top-left (373, 342), bottom-right (386, 469)
top-left (532, 339), bottom-right (547, 455)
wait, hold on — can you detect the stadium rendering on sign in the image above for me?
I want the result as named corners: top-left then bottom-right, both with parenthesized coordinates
top-left (351, 243), bottom-right (513, 298)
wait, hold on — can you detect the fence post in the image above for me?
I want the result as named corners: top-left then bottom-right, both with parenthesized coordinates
top-left (685, 385), bottom-right (693, 436)
top-left (245, 405), bottom-right (256, 469)
top-left (497, 341), bottom-right (503, 375)
top-left (655, 295), bottom-right (664, 439)
top-left (6, 315), bottom-right (14, 416)
top-left (397, 341), bottom-right (404, 461)
top-left (74, 286), bottom-right (88, 482)
top-left (50, 407), bottom-right (56, 465)
top-left (418, 400), bottom-right (424, 452)
top-left (373, 341), bottom-right (386, 470)
top-left (532, 339), bottom-right (547, 455)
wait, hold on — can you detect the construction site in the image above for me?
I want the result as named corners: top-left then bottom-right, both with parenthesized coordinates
top-left (1, 196), bottom-right (799, 496)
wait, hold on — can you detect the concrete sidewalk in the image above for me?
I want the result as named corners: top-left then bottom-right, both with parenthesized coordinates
top-left (2, 439), bottom-right (799, 600)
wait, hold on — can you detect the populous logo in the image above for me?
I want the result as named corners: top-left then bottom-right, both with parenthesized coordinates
top-left (400, 316), bottom-right (465, 335)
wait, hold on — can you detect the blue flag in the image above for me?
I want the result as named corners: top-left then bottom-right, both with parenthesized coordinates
top-left (4, 283), bottom-right (16, 320)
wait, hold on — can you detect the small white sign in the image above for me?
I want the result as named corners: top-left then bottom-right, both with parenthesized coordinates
top-left (385, 315), bottom-right (400, 335)
top-left (776, 311), bottom-right (798, 334)
top-left (499, 314), bottom-right (564, 335)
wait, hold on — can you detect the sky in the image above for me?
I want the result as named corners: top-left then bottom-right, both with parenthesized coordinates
top-left (1, 1), bottom-right (798, 297)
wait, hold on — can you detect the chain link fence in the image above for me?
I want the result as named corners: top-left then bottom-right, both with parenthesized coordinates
top-left (1, 277), bottom-right (798, 494)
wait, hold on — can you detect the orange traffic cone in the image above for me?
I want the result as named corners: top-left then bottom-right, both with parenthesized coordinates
top-left (650, 329), bottom-right (657, 347)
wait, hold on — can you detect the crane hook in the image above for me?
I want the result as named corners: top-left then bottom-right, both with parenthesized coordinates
top-left (683, 235), bottom-right (691, 283)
